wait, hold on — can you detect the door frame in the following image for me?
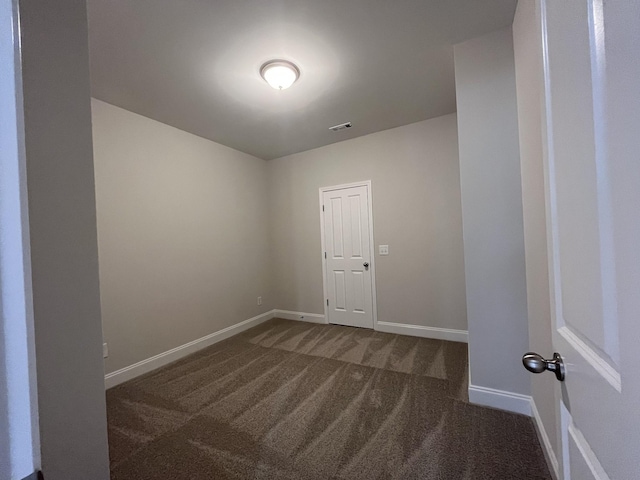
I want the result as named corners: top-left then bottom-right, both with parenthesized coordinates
top-left (319, 180), bottom-right (378, 329)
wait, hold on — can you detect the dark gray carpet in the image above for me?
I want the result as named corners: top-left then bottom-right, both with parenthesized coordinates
top-left (107, 318), bottom-right (551, 479)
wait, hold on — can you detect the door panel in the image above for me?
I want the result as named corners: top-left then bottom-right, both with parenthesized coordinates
top-left (331, 197), bottom-right (344, 258)
top-left (333, 271), bottom-right (346, 311)
top-left (322, 184), bottom-right (374, 329)
top-left (349, 195), bottom-right (363, 256)
top-left (568, 439), bottom-right (601, 480)
top-left (540, 1), bottom-right (639, 478)
top-left (352, 271), bottom-right (365, 313)
top-left (546, 0), bottom-right (617, 363)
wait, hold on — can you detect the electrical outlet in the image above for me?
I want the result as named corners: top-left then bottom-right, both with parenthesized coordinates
top-left (103, 342), bottom-right (109, 358)
top-left (257, 296), bottom-right (262, 306)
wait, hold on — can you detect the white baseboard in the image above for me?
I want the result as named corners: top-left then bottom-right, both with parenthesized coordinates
top-left (468, 384), bottom-right (532, 416)
top-left (273, 309), bottom-right (327, 324)
top-left (375, 321), bottom-right (468, 343)
top-left (531, 398), bottom-right (560, 480)
top-left (104, 310), bottom-right (275, 389)
top-left (104, 311), bottom-right (465, 389)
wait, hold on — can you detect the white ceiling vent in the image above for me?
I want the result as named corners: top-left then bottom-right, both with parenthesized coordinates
top-left (329, 122), bottom-right (352, 132)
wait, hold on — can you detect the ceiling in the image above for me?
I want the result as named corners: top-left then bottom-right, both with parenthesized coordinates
top-left (87, 0), bottom-right (517, 160)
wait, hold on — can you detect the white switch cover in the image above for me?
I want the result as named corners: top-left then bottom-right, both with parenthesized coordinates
top-left (103, 343), bottom-right (109, 358)
top-left (379, 245), bottom-right (389, 255)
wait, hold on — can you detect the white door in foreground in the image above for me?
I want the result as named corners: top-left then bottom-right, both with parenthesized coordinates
top-left (321, 183), bottom-right (375, 329)
top-left (539, 1), bottom-right (640, 478)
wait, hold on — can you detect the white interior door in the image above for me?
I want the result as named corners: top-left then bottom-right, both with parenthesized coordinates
top-left (321, 183), bottom-right (375, 329)
top-left (541, 1), bottom-right (640, 478)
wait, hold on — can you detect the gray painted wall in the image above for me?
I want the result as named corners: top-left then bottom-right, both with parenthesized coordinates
top-left (454, 27), bottom-right (530, 395)
top-left (512, 0), bottom-right (559, 458)
top-left (268, 114), bottom-right (467, 331)
top-left (18, 0), bottom-right (110, 478)
top-left (92, 99), bottom-right (273, 374)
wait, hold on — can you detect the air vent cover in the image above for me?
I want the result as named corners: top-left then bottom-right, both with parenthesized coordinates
top-left (329, 122), bottom-right (352, 132)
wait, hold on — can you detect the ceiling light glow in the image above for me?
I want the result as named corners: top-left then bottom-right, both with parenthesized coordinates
top-left (260, 60), bottom-right (300, 90)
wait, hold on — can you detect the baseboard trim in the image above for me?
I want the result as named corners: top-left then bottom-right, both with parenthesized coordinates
top-left (468, 384), bottom-right (532, 416)
top-left (104, 310), bottom-right (275, 389)
top-left (375, 321), bottom-right (468, 343)
top-left (531, 398), bottom-right (560, 480)
top-left (104, 311), bottom-right (465, 388)
top-left (273, 309), bottom-right (327, 324)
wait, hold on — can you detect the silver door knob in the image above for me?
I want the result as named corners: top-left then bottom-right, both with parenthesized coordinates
top-left (522, 352), bottom-right (565, 381)
top-left (363, 262), bottom-right (369, 269)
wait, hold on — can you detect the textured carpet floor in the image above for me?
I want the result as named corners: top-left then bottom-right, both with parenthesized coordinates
top-left (107, 318), bottom-right (551, 479)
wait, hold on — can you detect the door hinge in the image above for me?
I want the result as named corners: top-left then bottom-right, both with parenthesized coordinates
top-left (322, 205), bottom-right (325, 211)
top-left (324, 252), bottom-right (327, 259)
top-left (327, 299), bottom-right (329, 306)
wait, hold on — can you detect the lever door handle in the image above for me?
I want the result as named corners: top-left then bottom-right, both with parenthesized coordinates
top-left (522, 352), bottom-right (565, 381)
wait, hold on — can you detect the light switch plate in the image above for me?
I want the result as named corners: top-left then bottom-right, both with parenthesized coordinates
top-left (379, 245), bottom-right (389, 255)
top-left (103, 343), bottom-right (109, 358)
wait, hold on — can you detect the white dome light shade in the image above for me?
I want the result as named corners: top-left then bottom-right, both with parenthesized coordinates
top-left (260, 60), bottom-right (300, 90)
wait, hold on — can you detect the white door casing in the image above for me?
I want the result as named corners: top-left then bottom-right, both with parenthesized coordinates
top-left (320, 181), bottom-right (376, 329)
top-left (540, 1), bottom-right (640, 479)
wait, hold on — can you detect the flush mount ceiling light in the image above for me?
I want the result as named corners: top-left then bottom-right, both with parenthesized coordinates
top-left (260, 60), bottom-right (300, 90)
